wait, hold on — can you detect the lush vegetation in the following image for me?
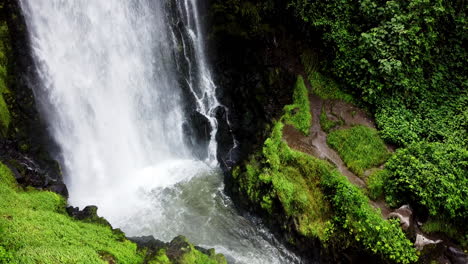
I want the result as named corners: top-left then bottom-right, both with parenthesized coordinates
top-left (321, 169), bottom-right (417, 264)
top-left (0, 162), bottom-right (145, 263)
top-left (327, 125), bottom-right (390, 177)
top-left (290, 0), bottom-right (468, 245)
top-left (366, 169), bottom-right (389, 201)
top-left (0, 22), bottom-right (10, 137)
top-left (307, 71), bottom-right (353, 103)
top-left (233, 121), bottom-right (333, 241)
top-left (233, 79), bottom-right (417, 262)
top-left (283, 76), bottom-right (312, 135)
top-left (0, 162), bottom-right (226, 264)
top-left (384, 142), bottom-right (467, 223)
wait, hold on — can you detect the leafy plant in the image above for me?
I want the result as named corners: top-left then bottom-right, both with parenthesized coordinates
top-left (384, 142), bottom-right (468, 223)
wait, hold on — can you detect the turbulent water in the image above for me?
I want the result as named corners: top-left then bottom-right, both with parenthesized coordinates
top-left (19, 0), bottom-right (301, 263)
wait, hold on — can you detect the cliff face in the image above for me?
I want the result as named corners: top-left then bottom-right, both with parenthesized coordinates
top-left (0, 0), bottom-right (66, 197)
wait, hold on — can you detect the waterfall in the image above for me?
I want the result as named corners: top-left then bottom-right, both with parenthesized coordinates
top-left (18, 0), bottom-right (301, 263)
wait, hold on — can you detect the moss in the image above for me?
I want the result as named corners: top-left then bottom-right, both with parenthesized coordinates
top-left (148, 249), bottom-right (172, 264)
top-left (0, 23), bottom-right (11, 136)
top-left (166, 236), bottom-right (226, 264)
top-left (321, 170), bottom-right (418, 263)
top-left (235, 120), bottom-right (333, 241)
top-left (308, 71), bottom-right (353, 103)
top-left (0, 162), bottom-right (145, 264)
top-left (421, 219), bottom-right (467, 248)
top-left (327, 125), bottom-right (390, 177)
top-left (319, 106), bottom-right (343, 133)
top-left (366, 169), bottom-right (389, 200)
top-left (233, 82), bottom-right (416, 262)
top-left (283, 75), bottom-right (312, 135)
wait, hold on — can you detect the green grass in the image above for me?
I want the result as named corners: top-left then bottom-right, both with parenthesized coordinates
top-left (366, 169), bottom-right (389, 200)
top-left (327, 125), bottom-right (390, 177)
top-left (233, 121), bottom-right (332, 241)
top-left (308, 71), bottom-right (353, 103)
top-left (0, 162), bottom-right (145, 264)
top-left (0, 162), bottom-right (227, 264)
top-left (283, 76), bottom-right (312, 135)
top-left (233, 88), bottom-right (416, 262)
top-left (320, 169), bottom-right (418, 263)
top-left (319, 107), bottom-right (343, 133)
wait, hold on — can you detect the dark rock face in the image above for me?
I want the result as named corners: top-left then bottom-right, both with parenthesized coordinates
top-left (182, 111), bottom-right (211, 160)
top-left (0, 0), bottom-right (65, 197)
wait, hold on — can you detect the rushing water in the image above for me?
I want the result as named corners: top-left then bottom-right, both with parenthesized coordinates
top-left (19, 0), bottom-right (301, 263)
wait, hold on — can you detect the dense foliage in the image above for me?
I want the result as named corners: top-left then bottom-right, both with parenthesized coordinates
top-left (233, 79), bottom-right (417, 262)
top-left (385, 142), bottom-right (468, 223)
top-left (290, 0), bottom-right (468, 240)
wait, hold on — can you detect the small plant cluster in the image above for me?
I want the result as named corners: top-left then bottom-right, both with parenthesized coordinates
top-left (319, 107), bottom-right (343, 133)
top-left (327, 125), bottom-right (390, 177)
top-left (283, 76), bottom-right (312, 135)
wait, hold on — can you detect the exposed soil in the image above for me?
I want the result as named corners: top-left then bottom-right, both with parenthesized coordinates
top-left (282, 92), bottom-right (393, 217)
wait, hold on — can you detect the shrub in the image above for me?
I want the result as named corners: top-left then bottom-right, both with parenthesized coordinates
top-left (384, 142), bottom-right (468, 223)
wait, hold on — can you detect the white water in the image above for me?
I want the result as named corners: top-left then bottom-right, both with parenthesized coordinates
top-left (19, 0), bottom-right (301, 263)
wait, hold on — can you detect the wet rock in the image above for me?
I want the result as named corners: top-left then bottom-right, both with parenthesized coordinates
top-left (214, 106), bottom-right (238, 170)
top-left (182, 111), bottom-right (211, 160)
top-left (129, 235), bottom-right (226, 264)
top-left (415, 233), bottom-right (443, 251)
top-left (387, 204), bottom-right (413, 231)
top-left (66, 205), bottom-right (111, 227)
top-left (446, 246), bottom-right (468, 264)
top-left (47, 183), bottom-right (69, 197)
top-left (128, 235), bottom-right (166, 251)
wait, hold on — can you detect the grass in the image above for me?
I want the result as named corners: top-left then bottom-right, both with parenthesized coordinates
top-left (320, 169), bottom-right (418, 263)
top-left (319, 107), bottom-right (343, 133)
top-left (0, 23), bottom-right (10, 136)
top-left (234, 121), bottom-right (417, 262)
top-left (366, 169), bottom-right (389, 200)
top-left (0, 162), bottom-right (227, 264)
top-left (327, 125), bottom-right (390, 177)
top-left (283, 76), bottom-right (312, 135)
top-left (0, 162), bottom-right (145, 264)
top-left (233, 121), bottom-right (332, 241)
top-left (308, 71), bottom-right (353, 103)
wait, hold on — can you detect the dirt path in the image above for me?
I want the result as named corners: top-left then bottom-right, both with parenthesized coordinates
top-left (282, 91), bottom-right (393, 217)
top-left (283, 95), bottom-right (366, 188)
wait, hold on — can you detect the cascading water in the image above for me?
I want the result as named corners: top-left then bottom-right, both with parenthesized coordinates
top-left (19, 0), bottom-right (301, 263)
